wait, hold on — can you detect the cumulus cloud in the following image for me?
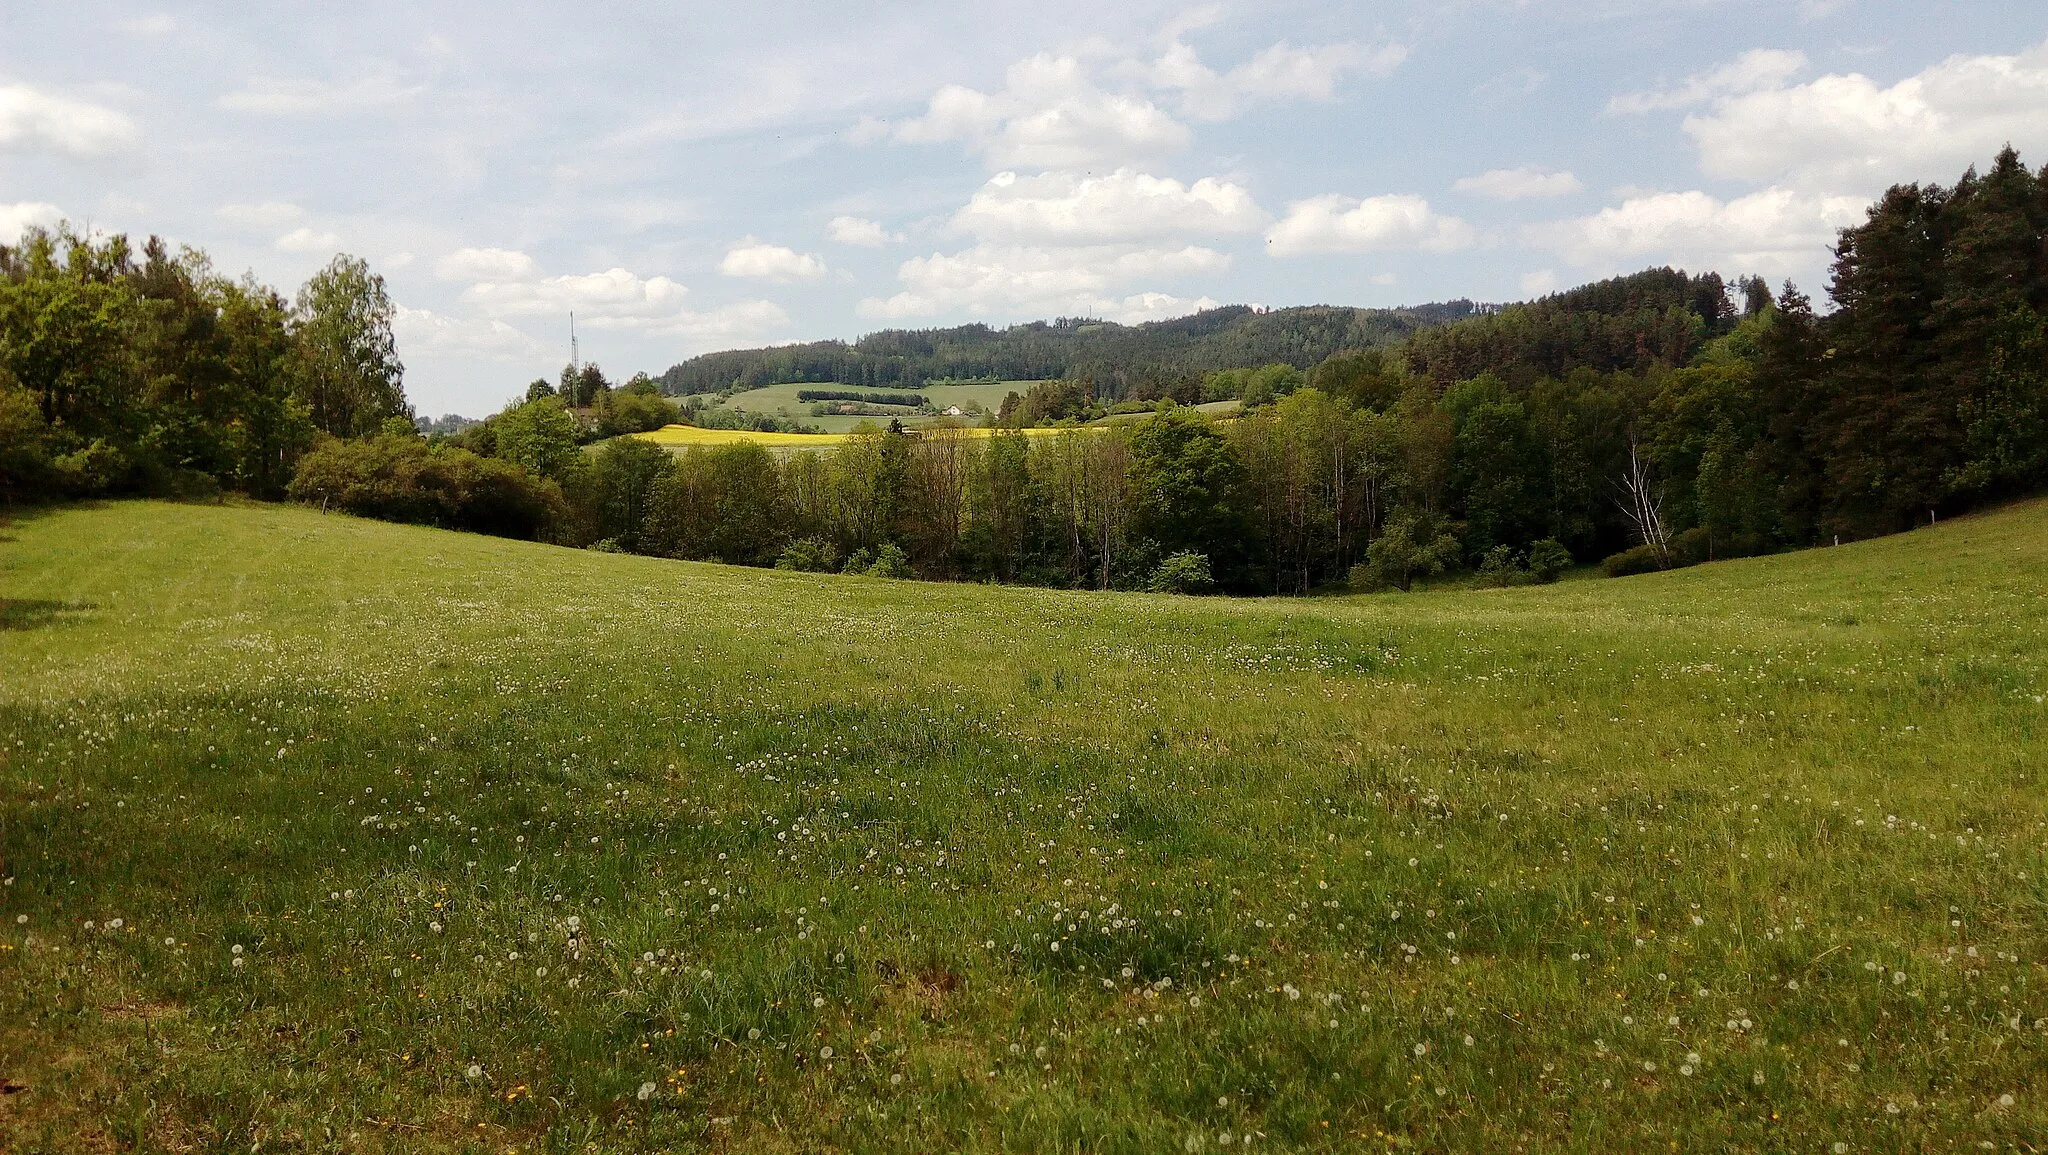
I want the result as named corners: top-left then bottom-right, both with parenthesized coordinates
top-left (434, 247), bottom-right (541, 282)
top-left (394, 306), bottom-right (553, 362)
top-left (719, 240), bottom-right (828, 282)
top-left (216, 202), bottom-right (304, 229)
top-left (1681, 40), bottom-right (2048, 192)
top-left (467, 267), bottom-right (692, 325)
top-left (1536, 186), bottom-right (1866, 275)
top-left (1145, 38), bottom-right (1403, 121)
top-left (859, 242), bottom-right (1226, 322)
top-left (873, 33), bottom-right (1387, 169)
top-left (828, 216), bottom-right (900, 246)
top-left (0, 84), bottom-right (138, 160)
top-left (887, 54), bottom-right (1191, 170)
top-left (953, 169), bottom-right (1266, 245)
top-left (0, 201), bottom-right (65, 241)
top-left (439, 254), bottom-right (790, 339)
top-left (1453, 167), bottom-right (1584, 200)
top-left (1520, 270), bottom-right (1560, 297)
top-left (1265, 194), bottom-right (1474, 257)
top-left (1609, 49), bottom-right (1808, 114)
top-left (275, 227), bottom-right (343, 254)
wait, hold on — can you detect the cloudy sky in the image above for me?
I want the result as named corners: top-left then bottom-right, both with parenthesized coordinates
top-left (5, 2), bottom-right (2045, 415)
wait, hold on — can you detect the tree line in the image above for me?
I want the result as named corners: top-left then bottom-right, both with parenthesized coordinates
top-left (656, 302), bottom-right (1480, 396)
top-left (5, 150), bottom-right (2043, 592)
top-left (0, 229), bottom-right (406, 501)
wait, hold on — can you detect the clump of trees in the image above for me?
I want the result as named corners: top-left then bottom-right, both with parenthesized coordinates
top-left (0, 229), bottom-right (409, 501)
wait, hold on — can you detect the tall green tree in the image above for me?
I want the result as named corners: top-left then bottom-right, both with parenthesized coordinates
top-left (291, 255), bottom-right (406, 438)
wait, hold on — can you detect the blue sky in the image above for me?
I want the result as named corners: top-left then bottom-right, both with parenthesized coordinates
top-left (4, 2), bottom-right (2045, 416)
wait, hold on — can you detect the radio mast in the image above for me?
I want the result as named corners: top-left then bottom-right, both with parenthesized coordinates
top-left (570, 312), bottom-right (580, 375)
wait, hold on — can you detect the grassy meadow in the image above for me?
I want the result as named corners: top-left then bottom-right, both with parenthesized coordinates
top-left (637, 423), bottom-right (1092, 454)
top-left (2, 499), bottom-right (2045, 1152)
top-left (696, 382), bottom-right (1037, 434)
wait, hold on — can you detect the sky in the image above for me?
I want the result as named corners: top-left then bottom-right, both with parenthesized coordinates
top-left (4, 2), bottom-right (2046, 417)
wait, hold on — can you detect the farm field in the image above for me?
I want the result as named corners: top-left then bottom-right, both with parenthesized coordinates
top-left (692, 382), bottom-right (1038, 433)
top-left (637, 422), bottom-right (1092, 453)
top-left (3, 499), bottom-right (2046, 1152)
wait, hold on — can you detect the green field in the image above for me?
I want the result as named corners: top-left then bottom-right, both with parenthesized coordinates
top-left (3, 500), bottom-right (2045, 1152)
top-left (705, 382), bottom-right (1036, 433)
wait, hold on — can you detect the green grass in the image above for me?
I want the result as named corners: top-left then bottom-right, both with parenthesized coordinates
top-left (708, 382), bottom-right (1037, 433)
top-left (2, 498), bottom-right (2045, 1152)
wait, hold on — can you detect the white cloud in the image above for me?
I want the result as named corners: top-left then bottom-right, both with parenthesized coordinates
top-left (114, 14), bottom-right (176, 35)
top-left (953, 169), bottom-right (1266, 245)
top-left (1265, 194), bottom-right (1475, 257)
top-left (884, 53), bottom-right (1190, 170)
top-left (1146, 39), bottom-right (1402, 121)
top-left (860, 242), bottom-right (1226, 322)
top-left (664, 299), bottom-right (795, 343)
top-left (1609, 49), bottom-right (1809, 114)
top-left (1520, 269), bottom-right (1560, 296)
top-left (216, 201), bottom-right (304, 229)
top-left (394, 306), bottom-right (553, 362)
top-left (0, 201), bottom-right (65, 240)
top-left (0, 84), bottom-right (138, 160)
top-left (828, 216), bottom-right (900, 246)
top-left (1453, 167), bottom-right (1584, 200)
top-left (719, 240), bottom-right (828, 282)
top-left (219, 71), bottom-right (419, 115)
top-left (467, 267), bottom-right (691, 325)
top-left (275, 227), bottom-right (343, 254)
top-left (444, 256), bottom-right (790, 340)
top-left (1682, 41), bottom-right (2048, 192)
top-left (877, 35), bottom-right (1388, 169)
top-left (1536, 186), bottom-right (1866, 275)
top-left (434, 247), bottom-right (541, 282)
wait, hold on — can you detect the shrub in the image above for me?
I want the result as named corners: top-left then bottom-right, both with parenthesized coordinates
top-left (1527, 538), bottom-right (1572, 583)
top-left (776, 537), bottom-right (841, 573)
top-left (287, 432), bottom-right (564, 540)
top-left (1353, 510), bottom-right (1462, 591)
top-left (840, 547), bottom-right (874, 575)
top-left (1148, 550), bottom-right (1215, 594)
top-left (1669, 526), bottom-right (1714, 566)
top-left (1478, 544), bottom-right (1526, 587)
top-left (1602, 543), bottom-right (1669, 577)
top-left (867, 542), bottom-right (912, 579)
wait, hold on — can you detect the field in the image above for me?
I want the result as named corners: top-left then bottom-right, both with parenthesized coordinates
top-left (3, 499), bottom-right (2046, 1152)
top-left (693, 382), bottom-right (1037, 434)
top-left (637, 423), bottom-right (1090, 453)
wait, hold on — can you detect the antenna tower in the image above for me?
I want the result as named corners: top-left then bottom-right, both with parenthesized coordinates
top-left (570, 312), bottom-right (580, 375)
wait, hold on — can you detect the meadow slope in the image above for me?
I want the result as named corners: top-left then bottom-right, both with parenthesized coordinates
top-left (2, 500), bottom-right (2045, 1153)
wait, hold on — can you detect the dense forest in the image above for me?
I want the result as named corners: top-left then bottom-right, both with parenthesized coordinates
top-left (4, 150), bottom-right (2044, 593)
top-left (655, 302), bottom-right (1481, 396)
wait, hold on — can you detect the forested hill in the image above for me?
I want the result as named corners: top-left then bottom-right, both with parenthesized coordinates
top-left (656, 301), bottom-right (1480, 395)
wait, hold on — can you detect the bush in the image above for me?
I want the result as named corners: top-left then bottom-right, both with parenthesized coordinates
top-left (1602, 543), bottom-right (1669, 577)
top-left (1147, 550), bottom-right (1215, 594)
top-left (775, 537), bottom-right (840, 573)
top-left (1669, 526), bottom-right (1713, 567)
top-left (840, 547), bottom-right (874, 575)
top-left (866, 542), bottom-right (912, 579)
top-left (1527, 538), bottom-right (1572, 583)
top-left (1477, 544), bottom-right (1526, 587)
top-left (287, 432), bottom-right (565, 540)
top-left (1353, 510), bottom-right (1462, 591)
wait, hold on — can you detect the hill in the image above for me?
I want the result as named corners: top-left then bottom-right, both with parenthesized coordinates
top-left (655, 302), bottom-right (1482, 395)
top-left (3, 498), bottom-right (2045, 1150)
